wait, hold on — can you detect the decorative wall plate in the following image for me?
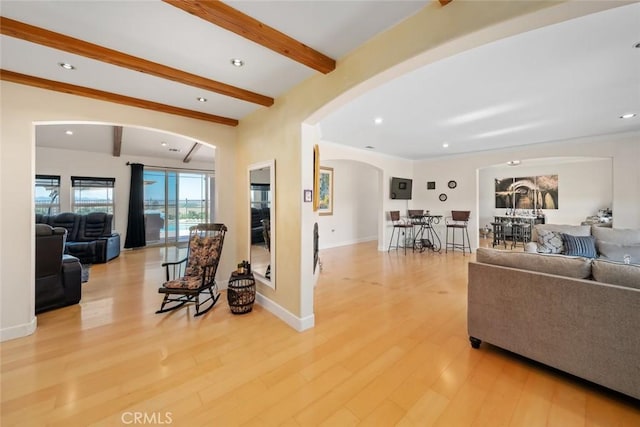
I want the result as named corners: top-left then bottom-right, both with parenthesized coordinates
top-left (439, 193), bottom-right (447, 202)
top-left (448, 180), bottom-right (457, 189)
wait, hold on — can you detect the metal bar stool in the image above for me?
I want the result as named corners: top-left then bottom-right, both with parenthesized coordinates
top-left (388, 211), bottom-right (414, 255)
top-left (445, 210), bottom-right (472, 255)
top-left (511, 222), bottom-right (531, 250)
top-left (491, 222), bottom-right (507, 249)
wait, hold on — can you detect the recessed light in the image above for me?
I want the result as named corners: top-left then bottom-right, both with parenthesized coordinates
top-left (365, 145), bottom-right (375, 149)
top-left (196, 97), bottom-right (207, 102)
top-left (620, 113), bottom-right (636, 119)
top-left (230, 58), bottom-right (244, 67)
top-left (65, 130), bottom-right (73, 135)
top-left (160, 141), bottom-right (167, 147)
top-left (442, 142), bottom-right (449, 148)
top-left (58, 62), bottom-right (75, 70)
top-left (507, 160), bottom-right (521, 166)
top-left (374, 117), bottom-right (383, 125)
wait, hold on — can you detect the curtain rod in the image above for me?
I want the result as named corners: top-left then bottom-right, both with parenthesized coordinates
top-left (126, 162), bottom-right (214, 173)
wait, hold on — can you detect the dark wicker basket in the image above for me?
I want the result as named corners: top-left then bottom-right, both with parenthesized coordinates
top-left (227, 272), bottom-right (256, 314)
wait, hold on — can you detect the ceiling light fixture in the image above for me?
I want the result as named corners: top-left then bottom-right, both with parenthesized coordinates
top-left (442, 143), bottom-right (449, 148)
top-left (196, 97), bottom-right (207, 102)
top-left (65, 130), bottom-right (73, 135)
top-left (58, 62), bottom-right (75, 70)
top-left (374, 117), bottom-right (383, 125)
top-left (507, 160), bottom-right (521, 166)
top-left (160, 141), bottom-right (167, 146)
top-left (230, 58), bottom-right (244, 67)
top-left (620, 113), bottom-right (636, 119)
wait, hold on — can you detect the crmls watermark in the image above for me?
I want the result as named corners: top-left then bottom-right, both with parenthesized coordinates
top-left (121, 412), bottom-right (173, 425)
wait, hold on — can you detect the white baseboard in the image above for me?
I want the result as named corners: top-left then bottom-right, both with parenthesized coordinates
top-left (319, 236), bottom-right (377, 250)
top-left (1, 316), bottom-right (37, 342)
top-left (255, 293), bottom-right (315, 332)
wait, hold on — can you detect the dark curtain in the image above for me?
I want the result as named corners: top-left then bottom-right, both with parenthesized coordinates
top-left (124, 163), bottom-right (146, 248)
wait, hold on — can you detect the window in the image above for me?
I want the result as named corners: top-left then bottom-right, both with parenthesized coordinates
top-left (35, 175), bottom-right (61, 215)
top-left (71, 176), bottom-right (115, 214)
top-left (143, 169), bottom-right (212, 244)
top-left (250, 184), bottom-right (271, 210)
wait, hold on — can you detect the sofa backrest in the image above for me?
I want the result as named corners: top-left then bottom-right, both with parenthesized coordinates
top-left (531, 223), bottom-right (591, 242)
top-left (78, 212), bottom-right (113, 240)
top-left (476, 247), bottom-right (593, 279)
top-left (591, 225), bottom-right (640, 264)
top-left (36, 212), bottom-right (114, 242)
top-left (47, 212), bottom-right (81, 241)
top-left (35, 224), bottom-right (67, 278)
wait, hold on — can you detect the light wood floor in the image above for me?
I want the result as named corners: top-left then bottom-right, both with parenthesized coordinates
top-left (1, 242), bottom-right (638, 426)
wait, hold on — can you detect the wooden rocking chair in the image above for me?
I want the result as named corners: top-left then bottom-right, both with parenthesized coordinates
top-left (156, 223), bottom-right (227, 316)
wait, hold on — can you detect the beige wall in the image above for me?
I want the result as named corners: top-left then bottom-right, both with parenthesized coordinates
top-left (0, 82), bottom-right (237, 341)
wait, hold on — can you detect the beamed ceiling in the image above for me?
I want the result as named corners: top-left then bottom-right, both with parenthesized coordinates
top-left (1, 1), bottom-right (638, 162)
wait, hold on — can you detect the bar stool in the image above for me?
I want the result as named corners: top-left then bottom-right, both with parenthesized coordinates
top-left (388, 211), bottom-right (414, 255)
top-left (407, 209), bottom-right (424, 251)
top-left (445, 210), bottom-right (472, 255)
top-left (491, 222), bottom-right (507, 248)
top-left (511, 222), bottom-right (531, 250)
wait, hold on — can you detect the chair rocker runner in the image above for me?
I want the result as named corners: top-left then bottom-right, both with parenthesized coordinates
top-left (157, 223), bottom-right (227, 317)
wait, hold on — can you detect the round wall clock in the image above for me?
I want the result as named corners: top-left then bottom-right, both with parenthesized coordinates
top-left (439, 193), bottom-right (448, 202)
top-left (448, 180), bottom-right (457, 189)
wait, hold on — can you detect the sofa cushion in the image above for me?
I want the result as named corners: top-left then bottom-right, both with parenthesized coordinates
top-left (561, 234), bottom-right (597, 258)
top-left (476, 248), bottom-right (592, 279)
top-left (537, 229), bottom-right (564, 254)
top-left (532, 224), bottom-right (591, 242)
top-left (591, 226), bottom-right (640, 246)
top-left (592, 259), bottom-right (640, 289)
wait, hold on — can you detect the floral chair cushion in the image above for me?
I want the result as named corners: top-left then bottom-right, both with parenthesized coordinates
top-left (164, 276), bottom-right (202, 289)
top-left (185, 235), bottom-right (223, 277)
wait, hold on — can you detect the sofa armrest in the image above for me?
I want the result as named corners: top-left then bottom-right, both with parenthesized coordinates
top-left (61, 256), bottom-right (82, 305)
top-left (104, 233), bottom-right (120, 262)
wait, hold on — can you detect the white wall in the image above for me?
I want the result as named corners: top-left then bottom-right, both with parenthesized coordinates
top-left (478, 158), bottom-right (613, 229)
top-left (36, 146), bottom-right (215, 241)
top-left (412, 132), bottom-right (640, 250)
top-left (319, 140), bottom-right (413, 251)
top-left (318, 159), bottom-right (378, 249)
top-left (320, 134), bottom-right (637, 255)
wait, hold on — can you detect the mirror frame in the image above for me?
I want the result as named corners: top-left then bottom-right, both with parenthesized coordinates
top-left (248, 160), bottom-right (275, 289)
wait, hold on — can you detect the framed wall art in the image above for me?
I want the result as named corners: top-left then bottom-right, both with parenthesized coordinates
top-left (318, 166), bottom-right (334, 216)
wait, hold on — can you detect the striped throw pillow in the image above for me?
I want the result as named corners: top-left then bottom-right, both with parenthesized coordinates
top-left (561, 233), bottom-right (597, 258)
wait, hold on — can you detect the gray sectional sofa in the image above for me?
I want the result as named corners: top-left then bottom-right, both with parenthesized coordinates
top-left (468, 224), bottom-right (640, 400)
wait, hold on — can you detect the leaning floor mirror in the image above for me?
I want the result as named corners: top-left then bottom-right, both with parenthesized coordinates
top-left (248, 160), bottom-right (275, 289)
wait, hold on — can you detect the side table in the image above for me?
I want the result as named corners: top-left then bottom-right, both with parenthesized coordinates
top-left (227, 272), bottom-right (256, 314)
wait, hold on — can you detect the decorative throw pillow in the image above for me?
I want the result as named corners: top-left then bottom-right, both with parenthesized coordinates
top-left (561, 233), bottom-right (597, 258)
top-left (537, 229), bottom-right (564, 254)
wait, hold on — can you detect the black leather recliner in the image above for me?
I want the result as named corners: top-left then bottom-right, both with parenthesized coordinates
top-left (35, 224), bottom-right (82, 314)
top-left (251, 207), bottom-right (270, 244)
top-left (36, 212), bottom-right (121, 264)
